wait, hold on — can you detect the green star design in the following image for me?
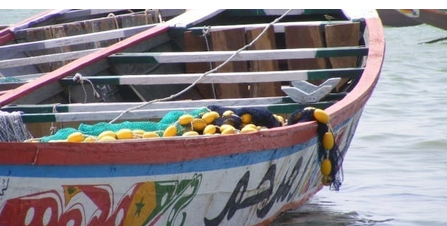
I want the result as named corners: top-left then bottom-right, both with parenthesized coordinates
top-left (134, 197), bottom-right (145, 217)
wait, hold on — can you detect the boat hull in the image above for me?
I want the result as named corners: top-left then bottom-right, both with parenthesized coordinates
top-left (0, 108), bottom-right (362, 226)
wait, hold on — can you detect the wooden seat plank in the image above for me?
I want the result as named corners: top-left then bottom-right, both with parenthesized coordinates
top-left (107, 47), bottom-right (368, 64)
top-left (0, 24), bottom-right (155, 55)
top-left (187, 21), bottom-right (354, 34)
top-left (16, 100), bottom-right (335, 123)
top-left (59, 68), bottom-right (363, 85)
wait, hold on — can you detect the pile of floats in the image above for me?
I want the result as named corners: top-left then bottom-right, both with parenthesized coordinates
top-left (27, 105), bottom-right (340, 188)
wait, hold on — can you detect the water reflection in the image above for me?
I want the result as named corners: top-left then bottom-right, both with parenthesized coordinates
top-left (272, 197), bottom-right (394, 226)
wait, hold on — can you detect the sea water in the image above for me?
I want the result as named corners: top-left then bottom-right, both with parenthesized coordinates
top-left (274, 22), bottom-right (447, 226)
top-left (2, 9), bottom-right (447, 226)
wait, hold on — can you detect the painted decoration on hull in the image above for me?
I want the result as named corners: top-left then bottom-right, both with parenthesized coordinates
top-left (0, 154), bottom-right (321, 226)
top-left (0, 174), bottom-right (202, 226)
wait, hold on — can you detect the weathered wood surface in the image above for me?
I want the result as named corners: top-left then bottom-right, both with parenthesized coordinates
top-left (58, 68), bottom-right (363, 85)
top-left (211, 28), bottom-right (249, 98)
top-left (285, 25), bottom-right (328, 71)
top-left (184, 30), bottom-right (215, 98)
top-left (188, 21), bottom-right (354, 33)
top-left (325, 22), bottom-right (360, 91)
top-left (246, 27), bottom-right (282, 97)
top-left (17, 100), bottom-right (334, 123)
top-left (108, 47), bottom-right (368, 64)
top-left (0, 24), bottom-right (155, 55)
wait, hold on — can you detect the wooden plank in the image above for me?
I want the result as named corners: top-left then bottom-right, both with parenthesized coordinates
top-left (121, 14), bottom-right (155, 28)
top-left (325, 23), bottom-right (360, 68)
top-left (23, 26), bottom-right (54, 73)
top-left (59, 68), bottom-right (363, 85)
top-left (84, 17), bottom-right (118, 49)
top-left (187, 21), bottom-right (354, 34)
top-left (8, 81), bottom-right (65, 105)
top-left (108, 47), bottom-right (368, 64)
top-left (210, 28), bottom-right (249, 98)
top-left (184, 31), bottom-right (215, 98)
top-left (246, 27), bottom-right (282, 97)
top-left (0, 25), bottom-right (170, 107)
top-left (55, 9), bottom-right (128, 22)
top-left (3, 96), bottom-right (294, 113)
top-left (285, 25), bottom-right (328, 71)
top-left (0, 49), bottom-right (100, 69)
top-left (325, 22), bottom-right (360, 91)
top-left (49, 25), bottom-right (71, 70)
top-left (0, 24), bottom-right (155, 55)
top-left (18, 101), bottom-right (335, 123)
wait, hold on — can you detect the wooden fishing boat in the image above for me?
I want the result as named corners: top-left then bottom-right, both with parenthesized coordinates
top-left (0, 9), bottom-right (384, 226)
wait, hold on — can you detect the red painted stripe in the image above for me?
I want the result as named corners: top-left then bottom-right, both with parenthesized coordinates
top-left (0, 25), bottom-right (169, 107)
top-left (0, 121), bottom-right (317, 165)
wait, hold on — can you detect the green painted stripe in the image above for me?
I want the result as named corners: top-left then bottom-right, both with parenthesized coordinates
top-left (307, 68), bottom-right (363, 80)
top-left (315, 47), bottom-right (368, 58)
top-left (21, 114), bottom-right (57, 123)
top-left (18, 101), bottom-right (338, 123)
top-left (2, 93), bottom-right (346, 117)
top-left (59, 76), bottom-right (121, 86)
top-left (107, 53), bottom-right (159, 64)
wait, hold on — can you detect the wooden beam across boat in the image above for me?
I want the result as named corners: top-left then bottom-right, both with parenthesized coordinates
top-left (0, 49), bottom-right (100, 69)
top-left (108, 46), bottom-right (368, 64)
top-left (187, 21), bottom-right (355, 34)
top-left (0, 24), bottom-right (156, 55)
top-left (59, 68), bottom-right (363, 85)
top-left (53, 9), bottom-right (134, 22)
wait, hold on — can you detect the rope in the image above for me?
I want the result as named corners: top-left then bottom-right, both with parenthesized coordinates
top-left (72, 73), bottom-right (101, 103)
top-left (49, 104), bottom-right (59, 135)
top-left (108, 9), bottom-right (293, 124)
top-left (201, 25), bottom-right (217, 99)
top-left (108, 13), bottom-right (122, 41)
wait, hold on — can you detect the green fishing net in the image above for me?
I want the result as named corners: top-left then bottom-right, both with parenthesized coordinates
top-left (39, 107), bottom-right (210, 142)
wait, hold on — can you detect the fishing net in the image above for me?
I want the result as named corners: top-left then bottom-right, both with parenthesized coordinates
top-left (0, 111), bottom-right (33, 142)
top-left (39, 107), bottom-right (210, 142)
top-left (0, 77), bottom-right (23, 83)
top-left (289, 107), bottom-right (344, 191)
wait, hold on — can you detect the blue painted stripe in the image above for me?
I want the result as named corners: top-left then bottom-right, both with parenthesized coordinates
top-left (0, 138), bottom-right (318, 178)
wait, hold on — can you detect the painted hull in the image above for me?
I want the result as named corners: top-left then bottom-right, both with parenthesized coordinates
top-left (0, 110), bottom-right (363, 226)
top-left (0, 9), bottom-right (385, 226)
